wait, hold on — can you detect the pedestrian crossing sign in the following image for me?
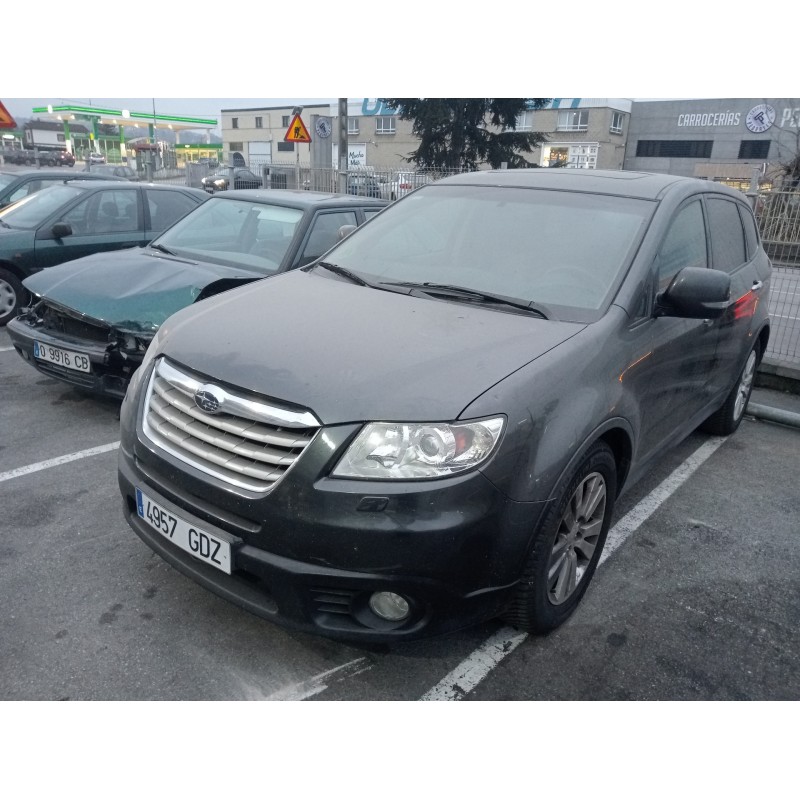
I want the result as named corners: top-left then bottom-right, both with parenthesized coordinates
top-left (284, 114), bottom-right (311, 143)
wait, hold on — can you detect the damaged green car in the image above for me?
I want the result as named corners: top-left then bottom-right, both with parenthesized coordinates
top-left (7, 189), bottom-right (386, 398)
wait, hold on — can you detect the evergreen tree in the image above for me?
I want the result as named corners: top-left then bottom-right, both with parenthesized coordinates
top-left (380, 99), bottom-right (550, 170)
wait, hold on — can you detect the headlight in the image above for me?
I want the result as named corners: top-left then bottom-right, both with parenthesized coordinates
top-left (332, 417), bottom-right (505, 479)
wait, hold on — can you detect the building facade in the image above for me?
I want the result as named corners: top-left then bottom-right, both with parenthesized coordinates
top-left (624, 98), bottom-right (800, 188)
top-left (220, 99), bottom-right (633, 172)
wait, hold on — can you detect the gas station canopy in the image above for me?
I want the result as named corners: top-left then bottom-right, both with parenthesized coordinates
top-left (31, 103), bottom-right (218, 133)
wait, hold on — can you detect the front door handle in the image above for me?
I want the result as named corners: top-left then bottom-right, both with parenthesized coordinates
top-left (752, 280), bottom-right (764, 292)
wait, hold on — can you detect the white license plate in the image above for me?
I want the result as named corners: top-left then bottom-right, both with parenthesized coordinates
top-left (34, 341), bottom-right (91, 373)
top-left (136, 488), bottom-right (233, 574)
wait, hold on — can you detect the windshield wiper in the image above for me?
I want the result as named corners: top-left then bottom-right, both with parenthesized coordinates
top-left (312, 261), bottom-right (372, 287)
top-left (0, 219), bottom-right (11, 228)
top-left (149, 242), bottom-right (177, 256)
top-left (382, 281), bottom-right (549, 318)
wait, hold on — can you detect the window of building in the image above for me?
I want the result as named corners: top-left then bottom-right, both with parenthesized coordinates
top-left (516, 111), bottom-right (534, 131)
top-left (376, 117), bottom-right (396, 135)
top-left (57, 133), bottom-right (66, 142)
top-left (610, 111), bottom-right (624, 135)
top-left (255, 116), bottom-right (263, 129)
top-left (557, 110), bottom-right (588, 131)
top-left (282, 115), bottom-right (290, 127)
top-left (738, 140), bottom-right (770, 160)
top-left (277, 141), bottom-right (294, 152)
top-left (635, 140), bottom-right (713, 158)
top-left (348, 118), bottom-right (360, 135)
top-left (232, 118), bottom-right (239, 129)
top-left (544, 143), bottom-right (598, 169)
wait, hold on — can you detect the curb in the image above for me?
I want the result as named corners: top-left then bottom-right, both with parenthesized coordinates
top-left (747, 402), bottom-right (800, 429)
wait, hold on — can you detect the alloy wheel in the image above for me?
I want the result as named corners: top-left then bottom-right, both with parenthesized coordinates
top-left (0, 277), bottom-right (16, 316)
top-left (547, 471), bottom-right (607, 605)
top-left (734, 350), bottom-right (757, 422)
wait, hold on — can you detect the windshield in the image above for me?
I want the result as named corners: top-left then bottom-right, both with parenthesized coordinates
top-left (152, 196), bottom-right (304, 273)
top-left (0, 184), bottom-right (84, 229)
top-left (326, 184), bottom-right (654, 319)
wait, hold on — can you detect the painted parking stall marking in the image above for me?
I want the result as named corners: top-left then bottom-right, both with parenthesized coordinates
top-left (419, 435), bottom-right (728, 701)
top-left (0, 441), bottom-right (120, 484)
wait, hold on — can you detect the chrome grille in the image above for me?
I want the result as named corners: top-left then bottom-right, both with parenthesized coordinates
top-left (142, 358), bottom-right (320, 492)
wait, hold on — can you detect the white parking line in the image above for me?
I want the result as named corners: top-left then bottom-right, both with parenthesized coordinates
top-left (419, 435), bottom-right (728, 701)
top-left (264, 657), bottom-right (373, 701)
top-left (0, 441), bottom-right (120, 483)
top-left (0, 346), bottom-right (15, 352)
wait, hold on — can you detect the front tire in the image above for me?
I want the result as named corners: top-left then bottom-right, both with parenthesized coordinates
top-left (699, 343), bottom-right (760, 436)
top-left (502, 441), bottom-right (617, 634)
top-left (0, 268), bottom-right (26, 326)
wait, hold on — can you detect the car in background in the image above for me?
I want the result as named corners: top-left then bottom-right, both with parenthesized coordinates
top-left (195, 157), bottom-right (219, 169)
top-left (347, 174), bottom-right (382, 198)
top-left (32, 151), bottom-right (76, 167)
top-left (8, 189), bottom-right (386, 398)
top-left (86, 153), bottom-right (106, 165)
top-left (84, 164), bottom-right (140, 181)
top-left (201, 167), bottom-right (262, 193)
top-left (115, 169), bottom-right (770, 643)
top-left (382, 171), bottom-right (434, 201)
top-left (0, 168), bottom-right (125, 211)
top-left (0, 180), bottom-right (207, 325)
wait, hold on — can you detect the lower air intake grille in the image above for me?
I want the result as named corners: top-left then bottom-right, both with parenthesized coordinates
top-left (142, 358), bottom-right (320, 492)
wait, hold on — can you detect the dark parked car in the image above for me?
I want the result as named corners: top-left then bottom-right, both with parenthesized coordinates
top-left (347, 174), bottom-right (382, 198)
top-left (0, 180), bottom-right (207, 325)
top-left (201, 167), bottom-right (262, 193)
top-left (0, 168), bottom-right (123, 211)
top-left (83, 164), bottom-right (140, 181)
top-left (8, 190), bottom-right (386, 397)
top-left (117, 169), bottom-right (771, 643)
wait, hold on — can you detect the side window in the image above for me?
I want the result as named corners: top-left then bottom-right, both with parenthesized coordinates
top-left (295, 210), bottom-right (358, 267)
top-left (706, 197), bottom-right (747, 272)
top-left (656, 200), bottom-right (707, 293)
top-left (146, 190), bottom-right (198, 232)
top-left (738, 203), bottom-right (760, 261)
top-left (363, 208), bottom-right (382, 221)
top-left (62, 189), bottom-right (139, 234)
top-left (7, 179), bottom-right (64, 203)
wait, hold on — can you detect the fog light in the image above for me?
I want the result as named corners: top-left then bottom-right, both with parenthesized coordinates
top-left (369, 591), bottom-right (410, 621)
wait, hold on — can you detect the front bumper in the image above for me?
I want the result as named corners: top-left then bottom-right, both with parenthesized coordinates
top-left (8, 316), bottom-right (141, 399)
top-left (118, 380), bottom-right (548, 642)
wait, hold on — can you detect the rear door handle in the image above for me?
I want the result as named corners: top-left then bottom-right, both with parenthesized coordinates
top-left (752, 280), bottom-right (764, 292)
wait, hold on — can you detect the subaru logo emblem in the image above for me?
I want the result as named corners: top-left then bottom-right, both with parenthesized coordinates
top-left (194, 387), bottom-right (221, 414)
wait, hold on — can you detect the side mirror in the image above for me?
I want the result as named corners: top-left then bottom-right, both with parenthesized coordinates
top-left (656, 266), bottom-right (731, 319)
top-left (337, 224), bottom-right (357, 241)
top-left (51, 222), bottom-right (73, 239)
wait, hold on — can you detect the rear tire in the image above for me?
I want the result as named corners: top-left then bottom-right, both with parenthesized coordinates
top-left (502, 441), bottom-right (617, 634)
top-left (699, 343), bottom-right (760, 436)
top-left (0, 268), bottom-right (26, 326)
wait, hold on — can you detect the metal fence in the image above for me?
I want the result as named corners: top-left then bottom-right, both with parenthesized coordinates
top-left (755, 191), bottom-right (800, 367)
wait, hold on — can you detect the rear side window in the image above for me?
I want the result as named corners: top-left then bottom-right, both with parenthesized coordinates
top-left (738, 203), bottom-right (760, 260)
top-left (706, 197), bottom-right (747, 272)
top-left (146, 190), bottom-right (198, 232)
top-left (656, 200), bottom-right (707, 292)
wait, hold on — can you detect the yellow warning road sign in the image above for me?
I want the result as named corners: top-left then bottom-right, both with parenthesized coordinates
top-left (0, 100), bottom-right (17, 129)
top-left (284, 113), bottom-right (311, 143)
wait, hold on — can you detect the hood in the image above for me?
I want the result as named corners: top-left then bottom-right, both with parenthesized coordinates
top-left (23, 248), bottom-right (263, 332)
top-left (156, 269), bottom-right (585, 424)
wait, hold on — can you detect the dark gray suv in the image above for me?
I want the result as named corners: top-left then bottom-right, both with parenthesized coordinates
top-left (118, 169), bottom-right (771, 642)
